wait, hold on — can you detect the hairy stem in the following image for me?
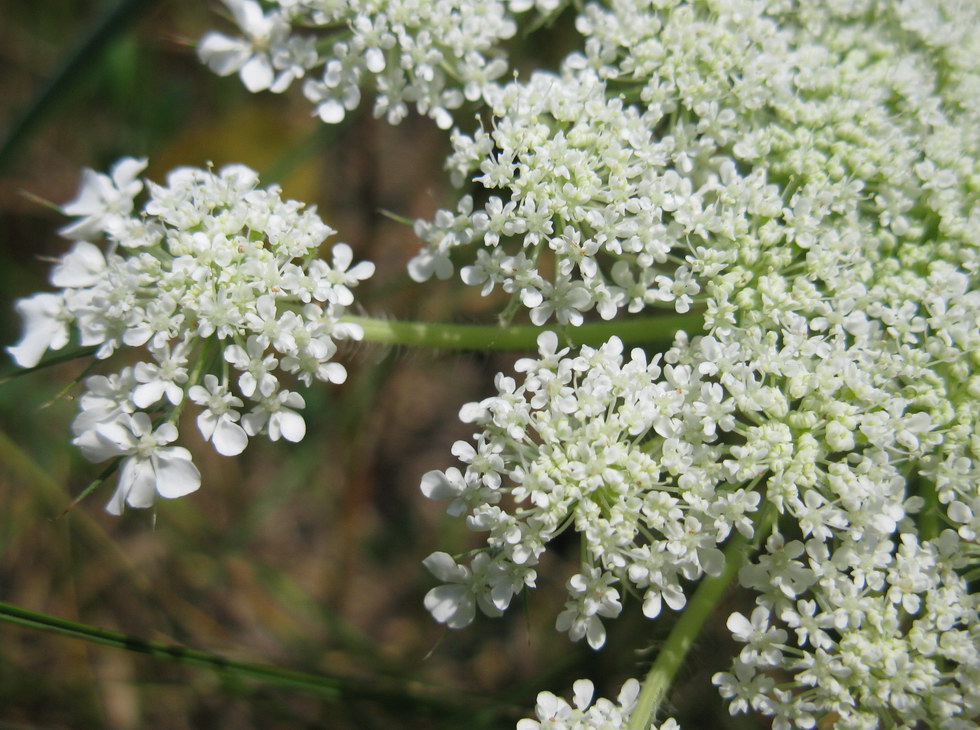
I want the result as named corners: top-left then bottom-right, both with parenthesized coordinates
top-left (342, 311), bottom-right (702, 351)
top-left (627, 504), bottom-right (776, 730)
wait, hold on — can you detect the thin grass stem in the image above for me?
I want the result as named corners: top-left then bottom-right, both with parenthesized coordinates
top-left (0, 600), bottom-right (488, 713)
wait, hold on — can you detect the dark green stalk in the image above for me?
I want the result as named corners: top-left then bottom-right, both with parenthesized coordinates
top-left (0, 601), bottom-right (479, 712)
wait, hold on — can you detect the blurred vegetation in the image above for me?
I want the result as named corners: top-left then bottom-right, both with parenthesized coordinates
top-left (0, 2), bottom-right (764, 728)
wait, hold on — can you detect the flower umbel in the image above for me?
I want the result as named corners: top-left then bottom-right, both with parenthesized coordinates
top-left (199, 0), bottom-right (540, 128)
top-left (517, 678), bottom-right (679, 730)
top-left (9, 159), bottom-right (374, 513)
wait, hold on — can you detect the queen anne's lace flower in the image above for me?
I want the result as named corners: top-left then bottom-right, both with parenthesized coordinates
top-left (199, 0), bottom-right (544, 128)
top-left (422, 332), bottom-right (761, 647)
top-left (421, 1), bottom-right (978, 725)
top-left (516, 678), bottom-right (679, 730)
top-left (412, 0), bottom-right (980, 328)
top-left (8, 158), bottom-right (374, 513)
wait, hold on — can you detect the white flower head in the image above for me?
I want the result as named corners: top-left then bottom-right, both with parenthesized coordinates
top-left (198, 0), bottom-right (303, 93)
top-left (71, 413), bottom-right (201, 515)
top-left (11, 157), bottom-right (374, 513)
top-left (59, 157), bottom-right (146, 241)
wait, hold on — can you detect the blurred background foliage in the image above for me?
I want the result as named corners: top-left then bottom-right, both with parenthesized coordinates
top-left (0, 2), bottom-right (762, 728)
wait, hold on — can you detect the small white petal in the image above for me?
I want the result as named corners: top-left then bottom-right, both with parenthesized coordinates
top-left (424, 585), bottom-right (475, 628)
top-left (153, 447), bottom-right (201, 498)
top-left (948, 501), bottom-right (973, 523)
top-left (196, 410), bottom-right (220, 441)
top-left (319, 362), bottom-right (347, 384)
top-left (317, 99), bottom-right (346, 124)
top-left (117, 457), bottom-right (157, 510)
top-left (364, 47), bottom-right (385, 74)
top-left (212, 417), bottom-right (249, 456)
top-left (7, 293), bottom-right (69, 368)
top-left (331, 243), bottom-right (353, 269)
top-left (198, 33), bottom-right (251, 75)
top-left (420, 470), bottom-right (461, 500)
top-left (572, 679), bottom-right (594, 711)
top-left (241, 54), bottom-right (274, 92)
top-left (700, 547), bottom-right (726, 577)
top-left (727, 612), bottom-right (753, 639)
top-left (132, 381), bottom-right (167, 408)
top-left (50, 241), bottom-right (106, 288)
top-left (422, 551), bottom-right (467, 582)
top-left (642, 591), bottom-right (662, 619)
top-left (273, 409), bottom-right (306, 442)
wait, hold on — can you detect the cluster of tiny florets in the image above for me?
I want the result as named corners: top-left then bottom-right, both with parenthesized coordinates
top-left (199, 0), bottom-right (552, 128)
top-left (517, 678), bottom-right (679, 730)
top-left (411, 0), bottom-right (980, 326)
top-left (9, 158), bottom-right (373, 513)
top-left (714, 529), bottom-right (979, 730)
top-left (422, 331), bottom-right (762, 648)
top-left (421, 0), bottom-right (979, 726)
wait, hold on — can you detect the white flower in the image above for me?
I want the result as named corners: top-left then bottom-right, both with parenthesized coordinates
top-left (423, 551), bottom-right (480, 629)
top-left (188, 375), bottom-right (248, 456)
top-left (6, 293), bottom-right (70, 368)
top-left (132, 342), bottom-right (190, 408)
top-left (555, 568), bottom-right (623, 649)
top-left (72, 412), bottom-right (200, 515)
top-left (71, 369), bottom-right (137, 436)
top-left (322, 242), bottom-right (376, 306)
top-left (241, 389), bottom-right (306, 442)
top-left (59, 157), bottom-right (146, 240)
top-left (198, 0), bottom-right (297, 93)
top-left (423, 551), bottom-right (513, 629)
top-left (727, 607), bottom-right (787, 667)
top-left (225, 336), bottom-right (280, 398)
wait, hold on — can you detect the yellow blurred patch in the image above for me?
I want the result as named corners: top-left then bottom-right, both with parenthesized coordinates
top-left (150, 99), bottom-right (322, 204)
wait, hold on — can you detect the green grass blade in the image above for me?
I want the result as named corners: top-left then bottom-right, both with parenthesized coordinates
top-left (0, 0), bottom-right (155, 171)
top-left (0, 600), bottom-right (483, 712)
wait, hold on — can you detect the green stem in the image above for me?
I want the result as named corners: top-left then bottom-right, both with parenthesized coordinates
top-left (342, 312), bottom-right (702, 351)
top-left (917, 476), bottom-right (941, 543)
top-left (627, 504), bottom-right (777, 730)
top-left (0, 601), bottom-right (478, 712)
top-left (0, 346), bottom-right (99, 383)
top-left (57, 458), bottom-right (121, 517)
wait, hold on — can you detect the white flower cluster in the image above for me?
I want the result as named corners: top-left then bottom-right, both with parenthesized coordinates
top-left (714, 530), bottom-right (979, 730)
top-left (199, 0), bottom-right (553, 128)
top-left (8, 157), bottom-right (373, 513)
top-left (420, 0), bottom-right (979, 724)
top-left (422, 331), bottom-right (762, 649)
top-left (517, 678), bottom-right (679, 730)
top-left (409, 68), bottom-right (703, 323)
top-left (411, 0), bottom-right (980, 324)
